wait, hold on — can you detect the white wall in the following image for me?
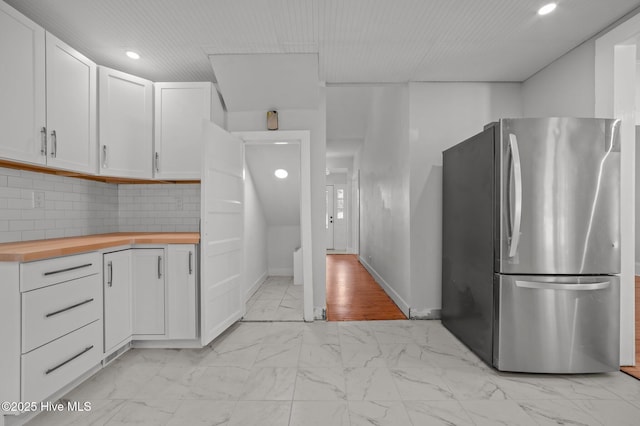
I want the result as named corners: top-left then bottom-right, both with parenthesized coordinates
top-left (408, 82), bottom-right (523, 316)
top-left (243, 165), bottom-right (268, 298)
top-left (636, 125), bottom-right (640, 272)
top-left (356, 84), bottom-right (412, 315)
top-left (523, 40), bottom-right (596, 117)
top-left (636, 66), bottom-right (640, 271)
top-left (227, 95), bottom-right (327, 314)
top-left (267, 225), bottom-right (301, 275)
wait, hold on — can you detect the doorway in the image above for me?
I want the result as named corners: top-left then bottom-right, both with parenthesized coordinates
top-left (244, 142), bottom-right (302, 321)
top-left (234, 131), bottom-right (314, 322)
top-left (594, 18), bottom-right (637, 368)
top-left (325, 173), bottom-right (350, 253)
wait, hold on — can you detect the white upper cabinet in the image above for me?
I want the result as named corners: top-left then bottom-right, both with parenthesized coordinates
top-left (0, 2), bottom-right (46, 165)
top-left (154, 82), bottom-right (215, 180)
top-left (98, 67), bottom-right (153, 179)
top-left (45, 33), bottom-right (97, 174)
top-left (0, 2), bottom-right (97, 174)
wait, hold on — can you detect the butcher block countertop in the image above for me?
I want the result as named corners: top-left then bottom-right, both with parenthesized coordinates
top-left (0, 232), bottom-right (200, 262)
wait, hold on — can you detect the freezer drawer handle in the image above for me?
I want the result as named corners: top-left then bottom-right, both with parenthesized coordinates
top-left (508, 133), bottom-right (522, 258)
top-left (515, 280), bottom-right (610, 291)
top-left (45, 345), bottom-right (94, 375)
top-left (43, 263), bottom-right (93, 276)
top-left (45, 298), bottom-right (94, 318)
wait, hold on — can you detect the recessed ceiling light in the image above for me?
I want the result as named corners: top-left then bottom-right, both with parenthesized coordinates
top-left (126, 50), bottom-right (140, 60)
top-left (274, 169), bottom-right (288, 179)
top-left (538, 3), bottom-right (557, 15)
top-left (274, 142), bottom-right (288, 145)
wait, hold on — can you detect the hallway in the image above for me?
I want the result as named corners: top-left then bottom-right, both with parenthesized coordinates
top-left (326, 254), bottom-right (406, 321)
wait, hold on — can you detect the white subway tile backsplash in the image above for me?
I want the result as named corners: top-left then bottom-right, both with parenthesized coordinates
top-left (118, 183), bottom-right (200, 233)
top-left (8, 176), bottom-right (33, 189)
top-left (0, 167), bottom-right (200, 243)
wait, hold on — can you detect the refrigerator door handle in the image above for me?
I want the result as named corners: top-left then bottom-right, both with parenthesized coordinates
top-left (515, 280), bottom-right (610, 291)
top-left (508, 133), bottom-right (522, 258)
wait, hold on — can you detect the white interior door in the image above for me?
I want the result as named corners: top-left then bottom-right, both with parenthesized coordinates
top-left (333, 184), bottom-right (348, 250)
top-left (200, 121), bottom-right (244, 346)
top-left (326, 185), bottom-right (334, 249)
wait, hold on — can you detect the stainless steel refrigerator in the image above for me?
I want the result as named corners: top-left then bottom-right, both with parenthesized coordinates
top-left (442, 117), bottom-right (621, 373)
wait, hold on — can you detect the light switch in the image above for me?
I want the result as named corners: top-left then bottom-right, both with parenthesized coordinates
top-left (33, 191), bottom-right (45, 209)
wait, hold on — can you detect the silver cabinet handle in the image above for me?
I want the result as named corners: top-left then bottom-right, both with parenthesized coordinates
top-left (43, 263), bottom-right (93, 276)
top-left (157, 256), bottom-right (162, 279)
top-left (40, 127), bottom-right (47, 156)
top-left (508, 133), bottom-right (522, 258)
top-left (107, 261), bottom-right (113, 287)
top-left (188, 251), bottom-right (193, 275)
top-left (45, 345), bottom-right (94, 375)
top-left (50, 130), bottom-right (57, 158)
top-left (155, 152), bottom-right (160, 172)
top-left (102, 145), bottom-right (108, 168)
top-left (45, 298), bottom-right (94, 318)
top-left (515, 280), bottom-right (610, 291)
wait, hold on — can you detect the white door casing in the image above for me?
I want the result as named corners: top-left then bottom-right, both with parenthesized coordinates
top-left (200, 121), bottom-right (245, 346)
top-left (234, 130), bottom-right (314, 322)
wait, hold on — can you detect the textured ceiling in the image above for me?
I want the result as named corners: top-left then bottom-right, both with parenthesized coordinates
top-left (5, 0), bottom-right (640, 83)
top-left (245, 144), bottom-right (301, 227)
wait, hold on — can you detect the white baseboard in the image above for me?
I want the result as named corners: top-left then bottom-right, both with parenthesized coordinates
top-left (268, 267), bottom-right (293, 276)
top-left (358, 256), bottom-right (410, 318)
top-left (409, 308), bottom-right (442, 320)
top-left (246, 271), bottom-right (267, 301)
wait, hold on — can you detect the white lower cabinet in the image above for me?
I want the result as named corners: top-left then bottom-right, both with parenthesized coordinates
top-left (22, 320), bottom-right (102, 403)
top-left (13, 252), bottom-right (103, 410)
top-left (132, 249), bottom-right (166, 336)
top-left (167, 244), bottom-right (198, 339)
top-left (103, 250), bottom-right (132, 354)
top-left (1, 242), bottom-right (199, 424)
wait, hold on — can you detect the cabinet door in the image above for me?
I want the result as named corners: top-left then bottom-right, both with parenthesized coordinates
top-left (154, 82), bottom-right (212, 180)
top-left (167, 245), bottom-right (197, 339)
top-left (132, 249), bottom-right (165, 335)
top-left (103, 250), bottom-right (132, 353)
top-left (45, 32), bottom-right (97, 174)
top-left (0, 3), bottom-right (46, 165)
top-left (98, 67), bottom-right (153, 179)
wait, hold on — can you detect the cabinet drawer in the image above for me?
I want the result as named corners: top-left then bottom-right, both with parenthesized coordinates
top-left (22, 274), bottom-right (102, 353)
top-left (21, 252), bottom-right (100, 292)
top-left (22, 320), bottom-right (102, 404)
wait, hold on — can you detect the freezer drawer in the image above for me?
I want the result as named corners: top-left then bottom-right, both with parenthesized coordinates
top-left (494, 274), bottom-right (619, 373)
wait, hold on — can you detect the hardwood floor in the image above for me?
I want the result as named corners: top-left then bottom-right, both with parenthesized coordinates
top-left (326, 254), bottom-right (406, 321)
top-left (620, 276), bottom-right (640, 380)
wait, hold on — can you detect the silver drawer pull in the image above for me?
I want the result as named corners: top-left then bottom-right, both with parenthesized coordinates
top-left (45, 345), bottom-right (94, 375)
top-left (43, 263), bottom-right (93, 276)
top-left (45, 298), bottom-right (94, 318)
top-left (515, 280), bottom-right (610, 291)
top-left (188, 251), bottom-right (193, 275)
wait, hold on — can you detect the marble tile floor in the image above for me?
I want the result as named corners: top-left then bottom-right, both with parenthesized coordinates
top-left (244, 276), bottom-right (303, 321)
top-left (25, 320), bottom-right (640, 426)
